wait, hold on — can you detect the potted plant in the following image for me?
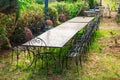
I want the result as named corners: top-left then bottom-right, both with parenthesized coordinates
top-left (45, 16), bottom-right (53, 30)
top-left (59, 12), bottom-right (66, 22)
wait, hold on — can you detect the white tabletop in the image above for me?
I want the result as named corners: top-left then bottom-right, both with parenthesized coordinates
top-left (67, 17), bottom-right (94, 23)
top-left (23, 22), bottom-right (88, 48)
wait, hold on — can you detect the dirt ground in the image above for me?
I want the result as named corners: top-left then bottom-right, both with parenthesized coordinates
top-left (99, 12), bottom-right (120, 54)
top-left (100, 12), bottom-right (120, 30)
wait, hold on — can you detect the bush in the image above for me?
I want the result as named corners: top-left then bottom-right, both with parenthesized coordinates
top-left (36, 0), bottom-right (44, 4)
top-left (103, 0), bottom-right (118, 11)
top-left (52, 1), bottom-right (89, 19)
top-left (10, 4), bottom-right (44, 45)
top-left (0, 13), bottom-right (16, 49)
top-left (115, 14), bottom-right (120, 23)
top-left (47, 6), bottom-right (59, 26)
top-left (68, 2), bottom-right (87, 18)
top-left (0, 0), bottom-right (90, 49)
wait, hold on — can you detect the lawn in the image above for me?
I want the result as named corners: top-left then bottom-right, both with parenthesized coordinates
top-left (0, 29), bottom-right (120, 80)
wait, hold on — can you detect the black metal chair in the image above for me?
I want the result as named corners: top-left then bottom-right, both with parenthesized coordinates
top-left (65, 44), bottom-right (80, 73)
top-left (11, 27), bottom-right (34, 67)
top-left (26, 37), bottom-right (56, 73)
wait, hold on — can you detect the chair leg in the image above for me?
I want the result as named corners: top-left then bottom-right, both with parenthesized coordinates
top-left (66, 56), bottom-right (69, 69)
top-left (79, 55), bottom-right (82, 68)
top-left (33, 55), bottom-right (38, 70)
top-left (27, 52), bottom-right (35, 69)
top-left (75, 56), bottom-right (79, 74)
top-left (16, 49), bottom-right (19, 67)
top-left (45, 54), bottom-right (49, 74)
top-left (41, 55), bottom-right (44, 69)
top-left (51, 54), bottom-right (56, 69)
top-left (61, 56), bottom-right (65, 69)
top-left (11, 49), bottom-right (14, 63)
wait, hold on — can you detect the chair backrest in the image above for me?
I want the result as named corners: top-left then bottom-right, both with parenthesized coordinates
top-left (28, 37), bottom-right (47, 53)
top-left (28, 37), bottom-right (46, 46)
top-left (24, 27), bottom-right (33, 41)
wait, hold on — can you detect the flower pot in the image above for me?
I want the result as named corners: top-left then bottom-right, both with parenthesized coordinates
top-left (45, 19), bottom-right (53, 26)
top-left (59, 12), bottom-right (66, 22)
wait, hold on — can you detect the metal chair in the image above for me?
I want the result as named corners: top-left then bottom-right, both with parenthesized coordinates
top-left (11, 27), bottom-right (34, 67)
top-left (65, 44), bottom-right (80, 73)
top-left (26, 37), bottom-right (56, 73)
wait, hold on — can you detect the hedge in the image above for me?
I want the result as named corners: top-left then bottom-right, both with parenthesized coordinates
top-left (0, 1), bottom-right (89, 49)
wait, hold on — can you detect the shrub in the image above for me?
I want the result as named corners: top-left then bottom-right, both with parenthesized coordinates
top-left (103, 0), bottom-right (118, 11)
top-left (36, 0), bottom-right (44, 4)
top-left (10, 4), bottom-right (44, 45)
top-left (0, 0), bottom-right (90, 49)
top-left (17, 4), bottom-right (44, 27)
top-left (52, 1), bottom-right (89, 19)
top-left (68, 2), bottom-right (85, 18)
top-left (0, 13), bottom-right (16, 49)
top-left (47, 6), bottom-right (59, 26)
top-left (52, 2), bottom-right (70, 20)
top-left (115, 14), bottom-right (120, 23)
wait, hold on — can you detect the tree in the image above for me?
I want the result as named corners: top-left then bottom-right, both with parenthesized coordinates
top-left (0, 0), bottom-right (17, 13)
top-left (89, 0), bottom-right (95, 9)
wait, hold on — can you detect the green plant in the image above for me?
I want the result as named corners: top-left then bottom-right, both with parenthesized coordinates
top-left (47, 6), bottom-right (59, 26)
top-left (103, 0), bottom-right (118, 11)
top-left (52, 2), bottom-right (70, 20)
top-left (0, 13), bottom-right (16, 49)
top-left (68, 2), bottom-right (84, 18)
top-left (0, 0), bottom-right (90, 49)
top-left (52, 1), bottom-right (88, 19)
top-left (36, 0), bottom-right (44, 4)
top-left (115, 14), bottom-right (120, 23)
top-left (89, 0), bottom-right (95, 9)
top-left (0, 26), bottom-right (6, 41)
top-left (10, 5), bottom-right (44, 44)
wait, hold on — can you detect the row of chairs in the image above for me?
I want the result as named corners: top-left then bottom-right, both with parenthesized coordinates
top-left (64, 17), bottom-right (100, 73)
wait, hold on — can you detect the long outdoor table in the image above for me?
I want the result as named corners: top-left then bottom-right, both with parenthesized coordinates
top-left (21, 17), bottom-right (95, 70)
top-left (67, 17), bottom-right (94, 23)
top-left (23, 22), bottom-right (88, 48)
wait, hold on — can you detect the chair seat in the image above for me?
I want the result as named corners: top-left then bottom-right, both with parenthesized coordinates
top-left (67, 52), bottom-right (79, 57)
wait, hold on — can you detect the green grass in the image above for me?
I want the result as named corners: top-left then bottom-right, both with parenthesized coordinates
top-left (0, 29), bottom-right (120, 80)
top-left (102, 0), bottom-right (118, 11)
top-left (81, 29), bottom-right (120, 80)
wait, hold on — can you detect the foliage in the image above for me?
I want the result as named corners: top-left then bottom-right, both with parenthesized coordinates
top-left (0, 0), bottom-right (17, 13)
top-left (10, 3), bottom-right (44, 44)
top-left (52, 1), bottom-right (89, 19)
top-left (47, 6), bottom-right (59, 26)
top-left (0, 13), bottom-right (16, 37)
top-left (17, 0), bottom-right (33, 12)
top-left (0, 0), bottom-right (90, 49)
top-left (17, 4), bottom-right (44, 27)
top-left (0, 27), bottom-right (6, 41)
top-left (51, 2), bottom-right (70, 19)
top-left (88, 0), bottom-right (95, 9)
top-left (103, 0), bottom-right (119, 11)
top-left (0, 13), bottom-right (16, 48)
top-left (36, 0), bottom-right (44, 4)
top-left (52, 2), bottom-right (68, 14)
top-left (68, 2), bottom-right (88, 18)
top-left (115, 14), bottom-right (120, 23)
